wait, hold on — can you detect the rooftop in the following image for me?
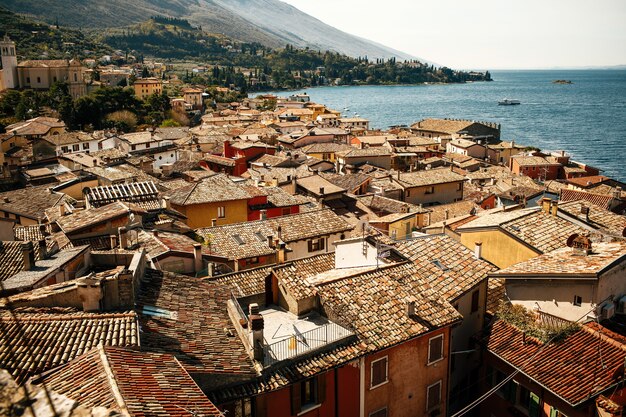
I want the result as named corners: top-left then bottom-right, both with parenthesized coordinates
top-left (485, 320), bottom-right (626, 406)
top-left (165, 173), bottom-right (253, 206)
top-left (492, 240), bottom-right (626, 277)
top-left (0, 308), bottom-right (138, 384)
top-left (397, 168), bottom-right (466, 187)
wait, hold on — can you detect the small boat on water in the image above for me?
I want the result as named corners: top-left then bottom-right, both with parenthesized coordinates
top-left (498, 98), bottom-right (521, 105)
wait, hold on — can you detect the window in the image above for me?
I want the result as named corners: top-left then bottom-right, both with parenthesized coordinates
top-left (369, 408), bottom-right (387, 417)
top-left (26, 77), bottom-right (30, 83)
top-left (82, 143), bottom-right (89, 150)
top-left (406, 189), bottom-right (411, 197)
top-left (370, 356), bottom-right (388, 389)
top-left (426, 380), bottom-right (442, 411)
top-left (471, 289), bottom-right (480, 313)
top-left (550, 407), bottom-right (567, 417)
top-left (428, 334), bottom-right (444, 364)
top-left (573, 295), bottom-right (582, 306)
top-left (53, 76), bottom-right (57, 82)
top-left (307, 238), bottom-right (325, 252)
top-left (37, 76), bottom-right (41, 83)
top-left (291, 376), bottom-right (325, 415)
top-left (425, 186), bottom-right (435, 194)
top-left (131, 144), bottom-right (136, 150)
top-left (520, 386), bottom-right (541, 417)
top-left (61, 146), bottom-right (69, 153)
top-left (217, 206), bottom-right (226, 218)
top-left (457, 182), bottom-right (463, 191)
top-left (72, 144), bottom-right (80, 152)
top-left (74, 73), bottom-right (77, 82)
top-left (146, 143), bottom-right (150, 148)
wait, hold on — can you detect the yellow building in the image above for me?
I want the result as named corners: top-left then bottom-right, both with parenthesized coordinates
top-left (165, 174), bottom-right (253, 229)
top-left (133, 77), bottom-right (163, 100)
top-left (369, 212), bottom-right (419, 241)
top-left (17, 59), bottom-right (86, 99)
top-left (456, 202), bottom-right (590, 269)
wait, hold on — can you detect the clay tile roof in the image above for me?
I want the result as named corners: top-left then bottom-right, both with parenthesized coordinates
top-left (357, 195), bottom-right (428, 215)
top-left (560, 189), bottom-right (613, 209)
top-left (0, 309), bottom-right (139, 384)
top-left (37, 346), bottom-right (224, 416)
top-left (195, 209), bottom-right (353, 260)
top-left (208, 265), bottom-right (275, 297)
top-left (84, 181), bottom-right (160, 208)
top-left (395, 234), bottom-right (497, 301)
top-left (558, 200), bottom-right (626, 235)
top-left (320, 172), bottom-right (372, 193)
top-left (566, 175), bottom-right (611, 188)
top-left (492, 240), bottom-right (626, 277)
top-left (511, 155), bottom-right (560, 167)
top-left (56, 202), bottom-right (137, 235)
top-left (500, 210), bottom-right (589, 254)
top-left (316, 262), bottom-right (462, 350)
top-left (272, 253), bottom-right (336, 301)
top-left (335, 147), bottom-right (392, 158)
top-left (411, 118), bottom-right (475, 134)
top-left (296, 175), bottom-right (346, 196)
top-left (0, 186), bottom-right (66, 221)
top-left (397, 168), bottom-right (465, 187)
top-left (0, 241), bottom-right (43, 282)
top-left (165, 174), bottom-right (252, 206)
top-left (137, 269), bottom-right (256, 375)
top-left (485, 320), bottom-right (626, 406)
top-left (42, 131), bottom-right (92, 146)
top-left (427, 200), bottom-right (482, 224)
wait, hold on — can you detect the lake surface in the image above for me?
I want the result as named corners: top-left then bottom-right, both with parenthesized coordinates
top-left (260, 70), bottom-right (626, 182)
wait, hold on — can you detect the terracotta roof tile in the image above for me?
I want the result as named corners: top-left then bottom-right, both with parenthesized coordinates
top-left (0, 309), bottom-right (139, 384)
top-left (165, 174), bottom-right (252, 205)
top-left (485, 320), bottom-right (626, 406)
top-left (38, 346), bottom-right (224, 416)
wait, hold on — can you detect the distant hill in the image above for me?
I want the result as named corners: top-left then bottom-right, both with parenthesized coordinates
top-left (1, 0), bottom-right (420, 61)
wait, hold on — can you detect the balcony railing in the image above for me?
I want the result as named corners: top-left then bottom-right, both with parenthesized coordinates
top-left (262, 321), bottom-right (355, 367)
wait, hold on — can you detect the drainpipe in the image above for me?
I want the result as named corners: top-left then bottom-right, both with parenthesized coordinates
top-left (359, 357), bottom-right (365, 417)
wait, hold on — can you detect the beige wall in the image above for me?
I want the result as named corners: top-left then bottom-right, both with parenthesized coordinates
top-left (405, 181), bottom-right (464, 206)
top-left (459, 229), bottom-right (539, 269)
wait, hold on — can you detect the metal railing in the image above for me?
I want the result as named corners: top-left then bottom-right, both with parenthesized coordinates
top-left (230, 291), bottom-right (248, 322)
top-left (262, 321), bottom-right (354, 367)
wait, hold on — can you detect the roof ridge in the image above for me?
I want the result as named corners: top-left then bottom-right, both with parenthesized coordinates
top-left (98, 344), bottom-right (130, 415)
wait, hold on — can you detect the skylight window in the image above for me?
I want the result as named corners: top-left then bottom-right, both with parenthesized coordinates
top-left (431, 260), bottom-right (449, 271)
top-left (232, 234), bottom-right (245, 245)
top-left (255, 231), bottom-right (266, 242)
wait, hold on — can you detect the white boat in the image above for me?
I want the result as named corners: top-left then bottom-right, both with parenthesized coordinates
top-left (498, 98), bottom-right (521, 105)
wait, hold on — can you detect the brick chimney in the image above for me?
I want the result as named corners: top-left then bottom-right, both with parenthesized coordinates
top-left (38, 239), bottom-right (47, 261)
top-left (21, 242), bottom-right (35, 271)
top-left (161, 196), bottom-right (171, 210)
top-left (540, 198), bottom-right (552, 214)
top-left (550, 200), bottom-right (558, 216)
top-left (580, 205), bottom-right (590, 222)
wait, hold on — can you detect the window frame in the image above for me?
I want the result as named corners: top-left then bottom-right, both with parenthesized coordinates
top-left (426, 380), bottom-right (442, 411)
top-left (427, 334), bottom-right (444, 365)
top-left (308, 237), bottom-right (325, 253)
top-left (217, 206), bottom-right (226, 218)
top-left (573, 295), bottom-right (582, 306)
top-left (370, 356), bottom-right (389, 389)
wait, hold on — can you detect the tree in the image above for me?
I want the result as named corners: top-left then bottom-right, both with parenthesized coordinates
top-left (0, 90), bottom-right (22, 117)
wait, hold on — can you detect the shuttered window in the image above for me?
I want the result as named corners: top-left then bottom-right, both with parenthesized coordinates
top-left (427, 380), bottom-right (442, 410)
top-left (370, 356), bottom-right (388, 388)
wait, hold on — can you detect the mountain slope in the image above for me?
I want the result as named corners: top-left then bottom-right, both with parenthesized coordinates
top-left (0, 0), bottom-right (419, 61)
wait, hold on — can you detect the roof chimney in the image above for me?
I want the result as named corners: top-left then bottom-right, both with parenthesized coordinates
top-left (550, 200), bottom-right (558, 216)
top-left (207, 262), bottom-right (215, 277)
top-left (38, 239), bottom-right (47, 261)
top-left (267, 235), bottom-right (275, 249)
top-left (118, 226), bottom-right (128, 249)
top-left (406, 301), bottom-right (416, 318)
top-left (21, 242), bottom-right (35, 271)
top-left (474, 241), bottom-right (483, 259)
top-left (193, 243), bottom-right (203, 274)
top-left (161, 196), bottom-right (171, 210)
top-left (614, 187), bottom-right (623, 199)
top-left (580, 205), bottom-right (590, 222)
top-left (248, 303), bottom-right (264, 361)
top-left (319, 187), bottom-right (325, 196)
top-left (39, 224), bottom-right (49, 237)
top-left (540, 197), bottom-right (552, 214)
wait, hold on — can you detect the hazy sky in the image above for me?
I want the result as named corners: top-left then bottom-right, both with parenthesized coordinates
top-left (280, 0), bottom-right (626, 70)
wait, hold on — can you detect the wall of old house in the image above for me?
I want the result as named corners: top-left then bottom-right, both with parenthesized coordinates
top-left (173, 200), bottom-right (248, 229)
top-left (459, 229), bottom-right (539, 269)
top-left (363, 327), bottom-right (450, 417)
top-left (404, 181), bottom-right (464, 206)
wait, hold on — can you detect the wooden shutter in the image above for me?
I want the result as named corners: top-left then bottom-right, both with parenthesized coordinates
top-left (291, 382), bottom-right (301, 415)
top-left (307, 240), bottom-right (313, 252)
top-left (320, 238), bottom-right (325, 250)
top-left (317, 374), bottom-right (326, 404)
top-left (529, 392), bottom-right (540, 417)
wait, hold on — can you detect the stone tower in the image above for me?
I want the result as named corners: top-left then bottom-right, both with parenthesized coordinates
top-left (0, 36), bottom-right (18, 90)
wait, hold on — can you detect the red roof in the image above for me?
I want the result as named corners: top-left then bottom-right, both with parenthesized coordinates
top-left (37, 345), bottom-right (223, 416)
top-left (566, 176), bottom-right (610, 188)
top-left (486, 320), bottom-right (626, 406)
top-left (560, 189), bottom-right (613, 209)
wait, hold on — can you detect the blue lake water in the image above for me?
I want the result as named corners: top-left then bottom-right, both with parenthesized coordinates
top-left (260, 70), bottom-right (626, 182)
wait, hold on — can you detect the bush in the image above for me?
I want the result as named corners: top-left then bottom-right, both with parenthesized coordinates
top-left (105, 110), bottom-right (138, 132)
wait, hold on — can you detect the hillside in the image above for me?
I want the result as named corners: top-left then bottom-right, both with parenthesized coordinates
top-left (1, 0), bottom-right (418, 61)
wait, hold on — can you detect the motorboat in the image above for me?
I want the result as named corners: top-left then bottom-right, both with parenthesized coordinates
top-left (498, 98), bottom-right (521, 105)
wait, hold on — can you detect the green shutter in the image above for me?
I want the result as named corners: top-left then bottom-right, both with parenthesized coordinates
top-left (549, 406), bottom-right (558, 417)
top-left (529, 392), bottom-right (540, 417)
